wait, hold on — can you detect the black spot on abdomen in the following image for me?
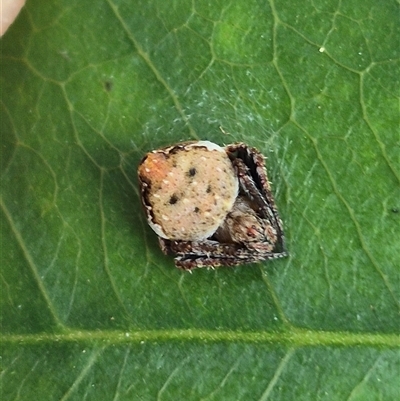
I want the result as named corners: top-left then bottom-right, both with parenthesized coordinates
top-left (169, 194), bottom-right (179, 204)
top-left (188, 167), bottom-right (197, 177)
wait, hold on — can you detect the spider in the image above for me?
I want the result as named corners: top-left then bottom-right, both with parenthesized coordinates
top-left (138, 140), bottom-right (287, 270)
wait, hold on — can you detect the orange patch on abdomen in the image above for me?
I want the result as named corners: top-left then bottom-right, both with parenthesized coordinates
top-left (139, 152), bottom-right (169, 185)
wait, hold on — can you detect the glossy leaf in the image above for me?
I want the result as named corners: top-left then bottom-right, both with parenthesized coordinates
top-left (1, 0), bottom-right (399, 399)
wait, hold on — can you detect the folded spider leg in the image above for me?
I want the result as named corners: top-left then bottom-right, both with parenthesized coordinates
top-left (232, 157), bottom-right (286, 251)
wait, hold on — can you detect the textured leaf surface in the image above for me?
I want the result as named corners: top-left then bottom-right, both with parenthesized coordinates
top-left (1, 0), bottom-right (399, 399)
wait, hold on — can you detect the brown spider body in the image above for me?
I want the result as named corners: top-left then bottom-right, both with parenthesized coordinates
top-left (138, 141), bottom-right (287, 270)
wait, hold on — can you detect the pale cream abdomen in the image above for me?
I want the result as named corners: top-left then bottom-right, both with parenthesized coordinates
top-left (138, 141), bottom-right (239, 241)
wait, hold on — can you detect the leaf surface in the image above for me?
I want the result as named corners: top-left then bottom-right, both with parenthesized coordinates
top-left (1, 0), bottom-right (399, 399)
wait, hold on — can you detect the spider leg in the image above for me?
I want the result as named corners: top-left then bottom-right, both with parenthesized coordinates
top-left (175, 249), bottom-right (288, 270)
top-left (159, 238), bottom-right (287, 270)
top-left (226, 143), bottom-right (286, 252)
top-left (160, 237), bottom-right (240, 258)
top-left (175, 255), bottom-right (263, 270)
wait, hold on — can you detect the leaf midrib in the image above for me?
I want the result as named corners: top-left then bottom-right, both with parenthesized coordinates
top-left (2, 328), bottom-right (399, 348)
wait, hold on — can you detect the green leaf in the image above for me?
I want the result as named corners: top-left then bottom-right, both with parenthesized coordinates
top-left (1, 0), bottom-right (399, 399)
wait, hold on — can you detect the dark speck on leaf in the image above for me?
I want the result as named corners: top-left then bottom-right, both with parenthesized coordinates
top-left (104, 81), bottom-right (113, 92)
